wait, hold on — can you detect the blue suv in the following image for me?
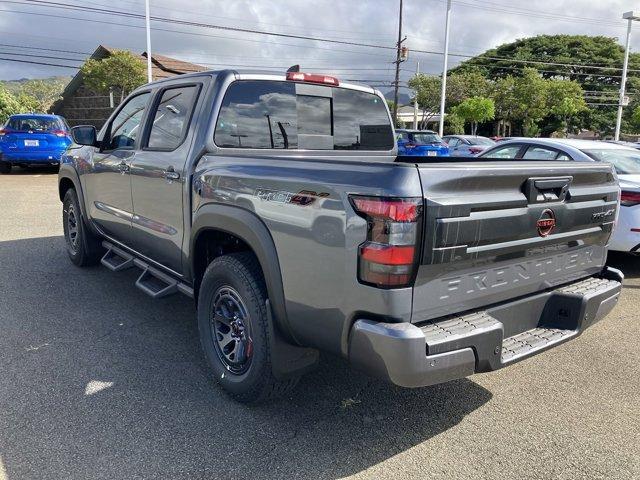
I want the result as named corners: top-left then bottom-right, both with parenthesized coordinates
top-left (0, 114), bottom-right (72, 173)
top-left (396, 129), bottom-right (449, 157)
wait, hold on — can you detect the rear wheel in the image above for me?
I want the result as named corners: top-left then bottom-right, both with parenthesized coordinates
top-left (197, 252), bottom-right (298, 403)
top-left (62, 188), bottom-right (102, 266)
top-left (0, 162), bottom-right (11, 174)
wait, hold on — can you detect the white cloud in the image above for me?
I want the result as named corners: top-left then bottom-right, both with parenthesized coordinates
top-left (0, 0), bottom-right (638, 82)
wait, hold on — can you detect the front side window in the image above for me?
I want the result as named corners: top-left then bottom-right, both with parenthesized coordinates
top-left (147, 85), bottom-right (199, 150)
top-left (107, 92), bottom-right (150, 150)
top-left (214, 80), bottom-right (393, 150)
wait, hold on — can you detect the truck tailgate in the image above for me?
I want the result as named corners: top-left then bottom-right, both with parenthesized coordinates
top-left (412, 160), bottom-right (619, 322)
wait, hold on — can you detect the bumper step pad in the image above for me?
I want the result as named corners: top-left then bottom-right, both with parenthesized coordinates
top-left (418, 272), bottom-right (623, 371)
top-left (501, 327), bottom-right (575, 364)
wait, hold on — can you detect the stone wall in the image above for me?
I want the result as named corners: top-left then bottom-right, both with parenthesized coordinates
top-left (57, 84), bottom-right (122, 129)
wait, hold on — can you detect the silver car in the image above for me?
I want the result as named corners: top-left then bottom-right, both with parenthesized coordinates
top-left (442, 134), bottom-right (496, 157)
top-left (480, 138), bottom-right (640, 253)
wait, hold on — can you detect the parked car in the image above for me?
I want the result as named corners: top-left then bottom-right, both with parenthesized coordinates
top-left (396, 129), bottom-right (449, 156)
top-left (442, 134), bottom-right (495, 156)
top-left (59, 70), bottom-right (622, 403)
top-left (479, 138), bottom-right (640, 253)
top-left (0, 114), bottom-right (72, 173)
top-left (605, 140), bottom-right (640, 150)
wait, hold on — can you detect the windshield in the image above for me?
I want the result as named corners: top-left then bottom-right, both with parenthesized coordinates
top-left (468, 137), bottom-right (495, 146)
top-left (411, 133), bottom-right (442, 144)
top-left (5, 116), bottom-right (64, 132)
top-left (583, 148), bottom-right (640, 174)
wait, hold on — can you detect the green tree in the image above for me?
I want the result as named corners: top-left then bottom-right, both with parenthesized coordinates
top-left (452, 35), bottom-right (640, 136)
top-left (17, 78), bottom-right (67, 112)
top-left (408, 71), bottom-right (492, 128)
top-left (407, 74), bottom-right (441, 127)
top-left (0, 86), bottom-right (22, 123)
top-left (81, 50), bottom-right (146, 102)
top-left (451, 96), bottom-right (495, 135)
top-left (444, 112), bottom-right (465, 135)
top-left (546, 79), bottom-right (587, 135)
top-left (446, 70), bottom-right (491, 107)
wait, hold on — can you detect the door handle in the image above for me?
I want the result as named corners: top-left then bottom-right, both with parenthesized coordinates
top-left (118, 161), bottom-right (130, 174)
top-left (163, 166), bottom-right (180, 181)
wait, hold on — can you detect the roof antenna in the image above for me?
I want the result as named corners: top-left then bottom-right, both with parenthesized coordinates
top-left (287, 64), bottom-right (300, 73)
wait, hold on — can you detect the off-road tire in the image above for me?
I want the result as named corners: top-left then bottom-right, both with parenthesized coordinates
top-left (198, 252), bottom-right (298, 403)
top-left (62, 188), bottom-right (102, 266)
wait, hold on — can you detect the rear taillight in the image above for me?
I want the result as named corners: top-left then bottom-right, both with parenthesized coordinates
top-left (620, 191), bottom-right (640, 207)
top-left (286, 71), bottom-right (339, 86)
top-left (50, 130), bottom-right (68, 137)
top-left (0, 129), bottom-right (8, 136)
top-left (350, 195), bottom-right (422, 288)
top-left (469, 146), bottom-right (483, 154)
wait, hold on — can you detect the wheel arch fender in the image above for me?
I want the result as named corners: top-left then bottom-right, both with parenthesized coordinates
top-left (190, 203), bottom-right (295, 343)
top-left (58, 164), bottom-right (90, 223)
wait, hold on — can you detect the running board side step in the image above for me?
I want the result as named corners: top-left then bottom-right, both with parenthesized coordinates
top-left (101, 241), bottom-right (194, 299)
top-left (101, 244), bottom-right (134, 271)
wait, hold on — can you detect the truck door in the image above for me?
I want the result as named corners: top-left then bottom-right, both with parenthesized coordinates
top-left (127, 84), bottom-right (201, 274)
top-left (83, 91), bottom-right (151, 243)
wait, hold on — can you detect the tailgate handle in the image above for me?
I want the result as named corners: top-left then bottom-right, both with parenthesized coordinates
top-left (525, 176), bottom-right (572, 203)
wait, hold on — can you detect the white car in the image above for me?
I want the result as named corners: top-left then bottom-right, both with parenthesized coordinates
top-left (479, 138), bottom-right (640, 253)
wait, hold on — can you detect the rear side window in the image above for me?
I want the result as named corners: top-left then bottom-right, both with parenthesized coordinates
top-left (214, 80), bottom-right (393, 150)
top-left (147, 85), bottom-right (200, 150)
top-left (483, 145), bottom-right (521, 158)
top-left (523, 146), bottom-right (560, 160)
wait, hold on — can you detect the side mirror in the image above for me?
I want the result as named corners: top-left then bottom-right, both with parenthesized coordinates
top-left (71, 125), bottom-right (97, 146)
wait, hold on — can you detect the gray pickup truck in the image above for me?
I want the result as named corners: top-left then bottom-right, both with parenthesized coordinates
top-left (58, 69), bottom-right (623, 403)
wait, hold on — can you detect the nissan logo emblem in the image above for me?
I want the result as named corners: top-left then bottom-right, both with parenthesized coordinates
top-left (536, 209), bottom-right (556, 237)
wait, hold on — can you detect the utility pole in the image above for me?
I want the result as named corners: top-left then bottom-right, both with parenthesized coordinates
top-left (413, 61), bottom-right (419, 129)
top-left (438, 0), bottom-right (452, 137)
top-left (145, 0), bottom-right (153, 83)
top-left (392, 0), bottom-right (404, 126)
top-left (615, 11), bottom-right (638, 141)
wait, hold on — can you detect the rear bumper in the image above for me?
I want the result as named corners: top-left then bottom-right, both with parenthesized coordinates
top-left (0, 150), bottom-right (64, 164)
top-left (348, 267), bottom-right (623, 388)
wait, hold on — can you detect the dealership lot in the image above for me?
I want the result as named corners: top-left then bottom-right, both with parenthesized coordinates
top-left (0, 171), bottom-right (638, 480)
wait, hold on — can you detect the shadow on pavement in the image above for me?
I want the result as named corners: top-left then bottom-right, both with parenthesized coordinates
top-left (607, 251), bottom-right (640, 280)
top-left (1, 166), bottom-right (59, 176)
top-left (0, 236), bottom-right (492, 480)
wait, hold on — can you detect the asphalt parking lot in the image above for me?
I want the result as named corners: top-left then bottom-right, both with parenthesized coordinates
top-left (0, 170), bottom-right (638, 480)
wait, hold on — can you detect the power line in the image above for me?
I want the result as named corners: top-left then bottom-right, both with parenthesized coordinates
top-left (0, 6), bottom-right (394, 60)
top-left (5, 0), bottom-right (639, 80)
top-left (16, 0), bottom-right (398, 51)
top-left (15, 0), bottom-right (638, 74)
top-left (0, 56), bottom-right (79, 69)
top-left (427, 0), bottom-right (625, 28)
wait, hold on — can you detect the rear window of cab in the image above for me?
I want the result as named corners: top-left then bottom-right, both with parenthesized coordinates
top-left (214, 80), bottom-right (394, 150)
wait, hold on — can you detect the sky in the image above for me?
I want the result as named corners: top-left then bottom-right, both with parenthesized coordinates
top-left (0, 0), bottom-right (638, 91)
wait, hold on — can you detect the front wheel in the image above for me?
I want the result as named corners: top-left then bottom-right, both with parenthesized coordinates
top-left (197, 252), bottom-right (298, 403)
top-left (62, 189), bottom-right (103, 266)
